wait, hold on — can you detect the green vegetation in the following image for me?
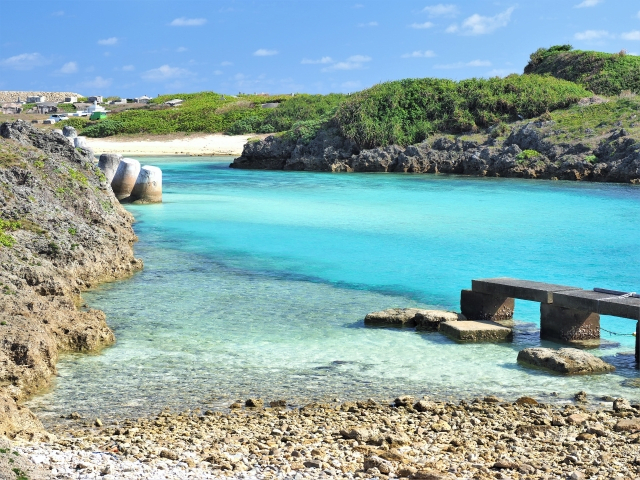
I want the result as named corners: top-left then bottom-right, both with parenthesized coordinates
top-left (516, 149), bottom-right (541, 160)
top-left (57, 117), bottom-right (90, 130)
top-left (68, 168), bottom-right (88, 186)
top-left (56, 103), bottom-right (76, 113)
top-left (0, 219), bottom-right (21, 247)
top-left (68, 227), bottom-right (77, 235)
top-left (546, 95), bottom-right (640, 141)
top-left (335, 75), bottom-right (590, 148)
top-left (525, 45), bottom-right (640, 96)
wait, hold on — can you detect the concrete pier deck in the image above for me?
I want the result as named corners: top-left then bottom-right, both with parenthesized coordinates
top-left (462, 277), bottom-right (639, 363)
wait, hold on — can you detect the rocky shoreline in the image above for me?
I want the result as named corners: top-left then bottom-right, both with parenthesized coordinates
top-left (231, 119), bottom-right (640, 184)
top-left (0, 120), bottom-right (142, 443)
top-left (6, 395), bottom-right (640, 479)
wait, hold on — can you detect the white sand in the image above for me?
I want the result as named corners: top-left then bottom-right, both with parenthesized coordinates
top-left (85, 133), bottom-right (261, 157)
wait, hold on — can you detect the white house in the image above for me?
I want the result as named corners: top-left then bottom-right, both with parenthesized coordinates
top-left (87, 101), bottom-right (107, 113)
top-left (135, 95), bottom-right (152, 104)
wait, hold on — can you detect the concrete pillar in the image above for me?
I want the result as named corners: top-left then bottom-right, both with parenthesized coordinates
top-left (62, 126), bottom-right (77, 138)
top-left (98, 153), bottom-right (122, 184)
top-left (111, 158), bottom-right (141, 200)
top-left (130, 165), bottom-right (162, 204)
top-left (74, 136), bottom-right (88, 148)
top-left (460, 289), bottom-right (514, 321)
top-left (540, 303), bottom-right (600, 343)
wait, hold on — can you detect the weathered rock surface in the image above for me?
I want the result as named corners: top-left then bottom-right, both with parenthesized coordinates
top-left (440, 320), bottom-right (513, 342)
top-left (0, 120), bottom-right (142, 439)
top-left (517, 348), bottom-right (615, 374)
top-left (364, 308), bottom-right (464, 329)
top-left (231, 121), bottom-right (640, 184)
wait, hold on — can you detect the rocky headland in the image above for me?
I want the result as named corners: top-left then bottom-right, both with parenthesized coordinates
top-left (0, 120), bottom-right (142, 441)
top-left (231, 117), bottom-right (640, 184)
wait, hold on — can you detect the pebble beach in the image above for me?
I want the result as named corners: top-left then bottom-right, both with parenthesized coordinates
top-left (8, 395), bottom-right (640, 480)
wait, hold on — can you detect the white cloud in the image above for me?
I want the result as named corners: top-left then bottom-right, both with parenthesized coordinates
top-left (214, 70), bottom-right (223, 75)
top-left (637, 10), bottom-right (640, 19)
top-left (122, 65), bottom-right (135, 71)
top-left (621, 30), bottom-right (640, 40)
top-left (358, 21), bottom-right (378, 27)
top-left (142, 65), bottom-right (192, 81)
top-left (58, 61), bottom-right (78, 74)
top-left (435, 59), bottom-right (491, 69)
top-left (0, 52), bottom-right (49, 70)
top-left (301, 57), bottom-right (333, 64)
top-left (574, 0), bottom-right (602, 7)
top-left (446, 24), bottom-right (459, 33)
top-left (453, 7), bottom-right (514, 35)
top-left (81, 76), bottom-right (112, 89)
top-left (98, 37), bottom-right (118, 46)
top-left (401, 50), bottom-right (436, 58)
top-left (410, 22), bottom-right (434, 29)
top-left (176, 46), bottom-right (188, 52)
top-left (423, 4), bottom-right (459, 17)
top-left (322, 55), bottom-right (371, 72)
top-left (51, 10), bottom-right (64, 16)
top-left (220, 61), bottom-right (233, 66)
top-left (574, 30), bottom-right (610, 40)
top-left (254, 49), bottom-right (278, 56)
top-left (170, 17), bottom-right (207, 26)
top-left (352, 4), bottom-right (364, 8)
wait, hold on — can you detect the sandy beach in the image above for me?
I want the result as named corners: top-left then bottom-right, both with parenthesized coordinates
top-left (85, 133), bottom-right (264, 157)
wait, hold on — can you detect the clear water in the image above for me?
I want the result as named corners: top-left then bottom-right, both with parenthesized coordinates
top-left (27, 157), bottom-right (640, 424)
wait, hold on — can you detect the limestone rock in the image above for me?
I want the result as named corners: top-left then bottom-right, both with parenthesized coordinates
top-left (364, 308), bottom-right (423, 327)
top-left (517, 348), bottom-right (615, 374)
top-left (414, 310), bottom-right (465, 331)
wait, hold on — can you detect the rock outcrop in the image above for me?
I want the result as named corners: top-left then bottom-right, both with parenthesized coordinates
top-left (0, 121), bottom-right (142, 439)
top-left (517, 348), bottom-right (615, 374)
top-left (231, 121), bottom-right (640, 184)
top-left (364, 308), bottom-right (465, 330)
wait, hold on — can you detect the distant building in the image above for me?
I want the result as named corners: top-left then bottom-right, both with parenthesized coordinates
top-left (164, 99), bottom-right (184, 106)
top-left (64, 96), bottom-right (78, 103)
top-left (87, 96), bottom-right (103, 103)
top-left (87, 101), bottom-right (106, 113)
top-left (261, 103), bottom-right (280, 109)
top-left (27, 95), bottom-right (46, 103)
top-left (109, 98), bottom-right (127, 105)
top-left (1, 103), bottom-right (22, 114)
top-left (36, 102), bottom-right (58, 114)
top-left (135, 95), bottom-right (152, 104)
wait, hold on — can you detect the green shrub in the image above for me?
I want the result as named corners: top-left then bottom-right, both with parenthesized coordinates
top-left (335, 75), bottom-right (590, 148)
top-left (83, 120), bottom-right (125, 137)
top-left (57, 117), bottom-right (90, 130)
top-left (0, 219), bottom-right (21, 248)
top-left (524, 47), bottom-right (640, 95)
top-left (585, 155), bottom-right (598, 163)
top-left (516, 149), bottom-right (541, 160)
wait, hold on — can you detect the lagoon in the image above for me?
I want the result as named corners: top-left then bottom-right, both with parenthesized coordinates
top-left (27, 157), bottom-right (640, 424)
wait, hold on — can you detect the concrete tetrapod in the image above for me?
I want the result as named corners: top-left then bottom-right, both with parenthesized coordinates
top-left (97, 154), bottom-right (122, 184)
top-left (111, 157), bottom-right (141, 201)
top-left (130, 165), bottom-right (162, 203)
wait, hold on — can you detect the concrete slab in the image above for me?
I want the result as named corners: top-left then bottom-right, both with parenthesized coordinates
top-left (553, 290), bottom-right (640, 320)
top-left (472, 278), bottom-right (582, 304)
top-left (440, 320), bottom-right (513, 342)
top-left (460, 290), bottom-right (514, 321)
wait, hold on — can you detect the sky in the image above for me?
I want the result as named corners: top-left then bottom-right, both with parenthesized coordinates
top-left (1, 0), bottom-right (639, 98)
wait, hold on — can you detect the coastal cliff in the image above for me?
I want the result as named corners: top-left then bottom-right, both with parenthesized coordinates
top-left (0, 120), bottom-right (142, 439)
top-left (231, 118), bottom-right (640, 184)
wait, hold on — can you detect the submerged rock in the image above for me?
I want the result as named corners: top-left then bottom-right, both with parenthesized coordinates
top-left (517, 347), bottom-right (615, 374)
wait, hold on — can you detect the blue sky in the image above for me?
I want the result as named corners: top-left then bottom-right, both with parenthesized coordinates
top-left (1, 0), bottom-right (639, 97)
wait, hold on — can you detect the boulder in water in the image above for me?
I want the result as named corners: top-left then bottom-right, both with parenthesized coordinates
top-left (517, 347), bottom-right (615, 374)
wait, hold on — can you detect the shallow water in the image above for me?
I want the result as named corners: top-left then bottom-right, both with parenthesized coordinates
top-left (28, 157), bottom-right (640, 424)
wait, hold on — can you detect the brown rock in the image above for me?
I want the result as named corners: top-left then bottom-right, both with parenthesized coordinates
top-left (566, 413), bottom-right (589, 425)
top-left (245, 398), bottom-right (263, 408)
top-left (515, 396), bottom-right (538, 405)
top-left (614, 417), bottom-right (640, 432)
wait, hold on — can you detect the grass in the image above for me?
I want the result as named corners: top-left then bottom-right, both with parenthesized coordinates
top-left (73, 92), bottom-right (345, 138)
top-left (516, 150), bottom-right (541, 160)
top-left (335, 74), bottom-right (590, 148)
top-left (545, 95), bottom-right (640, 141)
top-left (525, 45), bottom-right (640, 96)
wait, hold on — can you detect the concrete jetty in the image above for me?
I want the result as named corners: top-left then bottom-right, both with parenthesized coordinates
top-left (110, 157), bottom-right (141, 201)
top-left (461, 277), bottom-right (640, 363)
top-left (130, 165), bottom-right (162, 203)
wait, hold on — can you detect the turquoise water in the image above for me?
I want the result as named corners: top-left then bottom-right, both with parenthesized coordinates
top-left (28, 157), bottom-right (640, 423)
